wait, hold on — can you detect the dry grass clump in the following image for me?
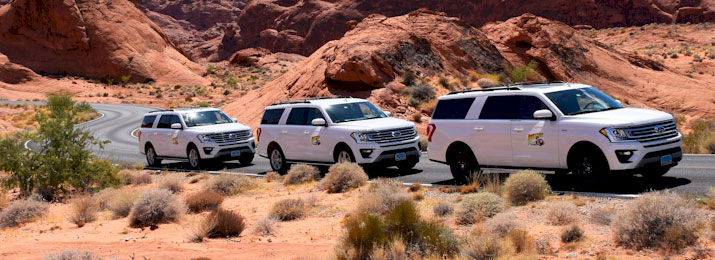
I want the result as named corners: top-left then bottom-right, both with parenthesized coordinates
top-left (129, 189), bottom-right (186, 228)
top-left (68, 196), bottom-right (98, 227)
top-left (252, 216), bottom-right (278, 236)
top-left (42, 249), bottom-right (101, 260)
top-left (506, 229), bottom-right (534, 254)
top-left (407, 183), bottom-right (423, 192)
top-left (419, 136), bottom-right (429, 151)
top-left (186, 190), bottom-right (224, 213)
top-left (462, 235), bottom-right (502, 260)
top-left (270, 198), bottom-right (306, 221)
top-left (456, 192), bottom-right (507, 225)
top-left (561, 225), bottom-right (584, 243)
top-left (503, 170), bottom-right (550, 205)
top-left (433, 201), bottom-right (453, 217)
top-left (265, 172), bottom-right (281, 182)
top-left (207, 208), bottom-right (246, 238)
top-left (204, 174), bottom-right (257, 195)
top-left (611, 191), bottom-right (704, 250)
top-left (131, 172), bottom-right (153, 185)
top-left (96, 188), bottom-right (138, 218)
top-left (483, 211), bottom-right (522, 237)
top-left (369, 238), bottom-right (408, 260)
top-left (320, 163), bottom-right (368, 193)
top-left (355, 178), bottom-right (410, 214)
top-left (546, 201), bottom-right (578, 225)
top-left (411, 192), bottom-right (424, 201)
top-left (0, 199), bottom-right (48, 228)
top-left (283, 164), bottom-right (320, 185)
top-left (590, 207), bottom-right (613, 226)
top-left (158, 174), bottom-right (185, 193)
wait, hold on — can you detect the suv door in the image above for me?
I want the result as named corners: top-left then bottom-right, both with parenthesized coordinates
top-left (283, 107), bottom-right (327, 161)
top-left (510, 95), bottom-right (560, 168)
top-left (475, 95), bottom-right (515, 166)
top-left (155, 114), bottom-right (183, 157)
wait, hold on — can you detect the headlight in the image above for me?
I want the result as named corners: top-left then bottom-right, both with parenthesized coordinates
top-left (599, 128), bottom-right (629, 142)
top-left (350, 132), bottom-right (369, 143)
top-left (196, 134), bottom-right (211, 143)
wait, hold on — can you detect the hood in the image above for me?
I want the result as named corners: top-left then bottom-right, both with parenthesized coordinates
top-left (187, 123), bottom-right (251, 133)
top-left (571, 108), bottom-right (673, 127)
top-left (333, 117), bottom-right (415, 132)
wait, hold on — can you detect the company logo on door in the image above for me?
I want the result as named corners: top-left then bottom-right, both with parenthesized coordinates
top-left (311, 136), bottom-right (321, 145)
top-left (528, 133), bottom-right (545, 146)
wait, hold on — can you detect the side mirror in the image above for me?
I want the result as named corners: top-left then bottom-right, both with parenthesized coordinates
top-left (170, 123), bottom-right (183, 129)
top-left (533, 109), bottom-right (554, 120)
top-left (231, 118), bottom-right (238, 123)
top-left (311, 118), bottom-right (327, 126)
top-left (384, 111), bottom-right (392, 117)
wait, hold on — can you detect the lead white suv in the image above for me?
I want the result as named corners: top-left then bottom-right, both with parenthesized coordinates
top-left (427, 82), bottom-right (683, 183)
top-left (138, 108), bottom-right (255, 169)
top-left (257, 97), bottom-right (420, 173)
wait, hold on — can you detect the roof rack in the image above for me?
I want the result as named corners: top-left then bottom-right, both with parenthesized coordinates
top-left (147, 109), bottom-right (173, 113)
top-left (270, 95), bottom-right (354, 106)
top-left (447, 80), bottom-right (567, 95)
top-left (510, 80), bottom-right (564, 86)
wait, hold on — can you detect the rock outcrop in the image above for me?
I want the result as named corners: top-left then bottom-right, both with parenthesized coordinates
top-left (0, 53), bottom-right (38, 84)
top-left (0, 0), bottom-right (208, 85)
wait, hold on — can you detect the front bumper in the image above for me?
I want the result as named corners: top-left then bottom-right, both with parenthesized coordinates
top-left (199, 138), bottom-right (256, 160)
top-left (603, 134), bottom-right (683, 171)
top-left (351, 137), bottom-right (421, 165)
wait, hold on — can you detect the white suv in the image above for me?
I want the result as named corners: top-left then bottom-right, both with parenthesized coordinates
top-left (427, 82), bottom-right (683, 183)
top-left (138, 108), bottom-right (255, 169)
top-left (257, 97), bottom-right (420, 173)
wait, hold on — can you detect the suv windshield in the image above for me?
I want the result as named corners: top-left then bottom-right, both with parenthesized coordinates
top-left (181, 110), bottom-right (233, 127)
top-left (325, 102), bottom-right (387, 123)
top-left (545, 87), bottom-right (623, 116)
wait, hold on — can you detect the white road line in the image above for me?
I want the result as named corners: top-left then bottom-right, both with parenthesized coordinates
top-left (23, 140), bottom-right (31, 150)
top-left (131, 128), bottom-right (140, 138)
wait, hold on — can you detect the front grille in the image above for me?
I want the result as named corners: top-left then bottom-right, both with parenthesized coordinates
top-left (366, 127), bottom-right (417, 143)
top-left (625, 120), bottom-right (678, 142)
top-left (207, 130), bottom-right (252, 144)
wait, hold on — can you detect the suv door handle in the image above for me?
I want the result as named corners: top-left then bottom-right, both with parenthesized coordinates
top-left (303, 131), bottom-right (310, 135)
top-left (474, 127), bottom-right (484, 132)
top-left (513, 127), bottom-right (524, 132)
top-left (281, 130), bottom-right (288, 134)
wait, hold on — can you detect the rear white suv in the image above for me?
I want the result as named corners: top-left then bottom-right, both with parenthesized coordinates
top-left (257, 97), bottom-right (420, 173)
top-left (427, 82), bottom-right (683, 183)
top-left (138, 108), bottom-right (255, 169)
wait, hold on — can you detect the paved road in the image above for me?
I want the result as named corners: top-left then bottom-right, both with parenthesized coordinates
top-left (4, 101), bottom-right (714, 195)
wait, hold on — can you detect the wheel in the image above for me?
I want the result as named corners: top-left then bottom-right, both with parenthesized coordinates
top-left (238, 153), bottom-right (254, 165)
top-left (569, 149), bottom-right (609, 185)
top-left (268, 146), bottom-right (290, 173)
top-left (449, 146), bottom-right (480, 184)
top-left (335, 147), bottom-right (355, 164)
top-left (641, 166), bottom-right (670, 179)
top-left (397, 158), bottom-right (418, 171)
top-left (145, 145), bottom-right (162, 167)
top-left (187, 145), bottom-right (203, 169)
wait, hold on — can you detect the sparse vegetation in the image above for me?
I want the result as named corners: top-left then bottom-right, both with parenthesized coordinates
top-left (456, 192), bottom-right (507, 225)
top-left (270, 198), bottom-right (305, 221)
top-left (319, 163), bottom-right (368, 193)
top-left (265, 172), bottom-right (281, 182)
top-left (253, 216), bottom-right (278, 236)
top-left (283, 164), bottom-right (320, 185)
top-left (206, 208), bottom-right (246, 238)
top-left (682, 119), bottom-right (715, 153)
top-left (546, 201), bottom-right (578, 225)
top-left (590, 207), bottom-right (613, 225)
top-left (506, 229), bottom-right (534, 254)
top-left (0, 198), bottom-right (48, 228)
top-left (186, 190), bottom-right (224, 213)
top-left (433, 201), bottom-right (453, 217)
top-left (355, 179), bottom-right (409, 214)
top-left (483, 211), bottom-right (521, 237)
top-left (158, 174), bottom-right (185, 193)
top-left (131, 172), bottom-right (153, 185)
top-left (42, 249), bottom-right (101, 260)
top-left (419, 136), bottom-right (428, 151)
top-left (503, 170), bottom-right (550, 205)
top-left (204, 174), bottom-right (257, 195)
top-left (68, 196), bottom-right (98, 227)
top-left (510, 60), bottom-right (538, 82)
top-left (96, 188), bottom-right (138, 218)
top-left (401, 71), bottom-right (416, 86)
top-left (129, 189), bottom-right (186, 228)
top-left (462, 234), bottom-right (502, 260)
top-left (561, 225), bottom-right (584, 243)
top-left (403, 83), bottom-right (436, 108)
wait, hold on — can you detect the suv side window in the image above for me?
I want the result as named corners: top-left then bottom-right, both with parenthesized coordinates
top-left (286, 108), bottom-right (325, 125)
top-left (516, 96), bottom-right (550, 120)
top-left (261, 109), bottom-right (284, 124)
top-left (141, 115), bottom-right (157, 128)
top-left (157, 114), bottom-right (181, 129)
top-left (432, 98), bottom-right (475, 119)
top-left (479, 96), bottom-right (517, 119)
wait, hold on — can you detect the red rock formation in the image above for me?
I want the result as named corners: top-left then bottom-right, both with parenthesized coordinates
top-left (0, 53), bottom-right (38, 84)
top-left (0, 0), bottom-right (207, 85)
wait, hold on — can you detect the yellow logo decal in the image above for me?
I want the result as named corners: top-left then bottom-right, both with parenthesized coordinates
top-left (528, 133), bottom-right (545, 146)
top-left (172, 137), bottom-right (178, 144)
top-left (311, 136), bottom-right (321, 145)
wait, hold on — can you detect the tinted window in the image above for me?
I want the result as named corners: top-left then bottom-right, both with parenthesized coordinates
top-left (545, 87), bottom-right (623, 115)
top-left (324, 102), bottom-right (386, 123)
top-left (157, 115), bottom-right (181, 129)
top-left (181, 111), bottom-right (232, 127)
top-left (479, 96), bottom-right (517, 120)
top-left (141, 115), bottom-right (157, 128)
top-left (516, 96), bottom-right (550, 120)
top-left (432, 98), bottom-right (475, 119)
top-left (261, 109), bottom-right (285, 125)
top-left (286, 108), bottom-right (325, 125)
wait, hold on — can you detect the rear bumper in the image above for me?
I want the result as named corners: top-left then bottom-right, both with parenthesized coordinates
top-left (603, 135), bottom-right (683, 171)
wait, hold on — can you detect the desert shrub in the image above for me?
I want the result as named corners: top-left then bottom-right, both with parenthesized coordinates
top-left (204, 174), bottom-right (257, 195)
top-left (704, 135), bottom-right (715, 154)
top-left (207, 208), bottom-right (246, 238)
top-left (546, 201), bottom-right (578, 225)
top-left (270, 198), bottom-right (305, 221)
top-left (561, 225), bottom-right (584, 243)
top-left (534, 238), bottom-right (553, 255)
top-left (186, 190), bottom-right (224, 213)
top-left (189, 214), bottom-right (216, 243)
top-left (411, 192), bottom-right (424, 201)
top-left (611, 191), bottom-right (704, 250)
top-left (484, 211), bottom-right (521, 237)
top-left (503, 170), bottom-right (550, 205)
top-left (370, 238), bottom-right (408, 260)
top-left (129, 189), bottom-right (186, 228)
top-left (590, 207), bottom-right (613, 225)
top-left (407, 183), bottom-right (422, 192)
top-left (131, 172), bottom-right (153, 185)
top-left (68, 196), bottom-right (98, 227)
top-left (283, 164), bottom-right (320, 185)
top-left (0, 199), bottom-right (48, 228)
top-left (411, 112), bottom-right (422, 122)
top-left (253, 216), bottom-right (278, 236)
top-left (206, 65), bottom-right (217, 75)
top-left (438, 76), bottom-right (451, 89)
top-left (682, 119), bottom-right (715, 153)
top-left (96, 188), bottom-right (138, 218)
top-left (462, 235), bottom-right (502, 260)
top-left (433, 201), bottom-right (453, 217)
top-left (506, 229), bottom-right (533, 254)
top-left (510, 60), bottom-right (537, 82)
top-left (158, 174), bottom-right (185, 193)
top-left (42, 249), bottom-right (101, 260)
top-left (356, 179), bottom-right (409, 214)
top-left (418, 136), bottom-right (428, 151)
top-left (456, 192), bottom-right (507, 225)
top-left (401, 71), bottom-right (416, 86)
top-left (335, 212), bottom-right (387, 260)
top-left (320, 163), bottom-right (368, 193)
top-left (265, 172), bottom-right (281, 182)
top-left (403, 83), bottom-right (435, 108)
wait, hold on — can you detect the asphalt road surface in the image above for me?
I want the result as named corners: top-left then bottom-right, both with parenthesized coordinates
top-left (5, 101), bottom-right (714, 195)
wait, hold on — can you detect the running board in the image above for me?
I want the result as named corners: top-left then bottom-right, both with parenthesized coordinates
top-left (285, 160), bottom-right (334, 166)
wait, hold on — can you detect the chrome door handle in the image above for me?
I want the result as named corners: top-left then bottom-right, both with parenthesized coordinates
top-left (474, 127), bottom-right (484, 132)
top-left (303, 131), bottom-right (310, 135)
top-left (514, 127), bottom-right (524, 132)
top-left (281, 130), bottom-right (288, 134)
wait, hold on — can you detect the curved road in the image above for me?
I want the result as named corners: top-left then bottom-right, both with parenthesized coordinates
top-left (5, 101), bottom-right (714, 195)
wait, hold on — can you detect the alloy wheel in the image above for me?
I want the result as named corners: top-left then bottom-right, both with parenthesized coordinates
top-left (270, 150), bottom-right (283, 170)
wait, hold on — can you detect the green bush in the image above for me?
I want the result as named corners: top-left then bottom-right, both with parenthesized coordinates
top-left (510, 60), bottom-right (538, 82)
top-left (503, 170), bottom-right (550, 205)
top-left (403, 83), bottom-right (435, 108)
top-left (456, 192), bottom-right (507, 225)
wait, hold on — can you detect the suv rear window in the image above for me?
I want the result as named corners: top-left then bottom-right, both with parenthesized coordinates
top-left (261, 109), bottom-right (284, 125)
top-left (432, 98), bottom-right (475, 119)
top-left (286, 108), bottom-right (325, 125)
top-left (141, 115), bottom-right (157, 128)
top-left (157, 114), bottom-right (181, 129)
top-left (479, 96), bottom-right (550, 120)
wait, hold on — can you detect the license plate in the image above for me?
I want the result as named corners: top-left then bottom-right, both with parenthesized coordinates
top-left (230, 150), bottom-right (241, 157)
top-left (660, 154), bottom-right (673, 166)
top-left (395, 152), bottom-right (407, 161)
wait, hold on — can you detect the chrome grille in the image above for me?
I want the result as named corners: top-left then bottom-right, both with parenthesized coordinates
top-left (367, 127), bottom-right (417, 143)
top-left (207, 130), bottom-right (252, 144)
top-left (625, 120), bottom-right (678, 142)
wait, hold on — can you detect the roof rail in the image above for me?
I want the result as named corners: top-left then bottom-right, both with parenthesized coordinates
top-left (147, 109), bottom-right (173, 113)
top-left (447, 86), bottom-right (521, 95)
top-left (509, 80), bottom-right (565, 86)
top-left (270, 95), bottom-right (354, 106)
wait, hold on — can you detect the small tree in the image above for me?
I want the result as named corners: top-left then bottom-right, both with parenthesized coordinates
top-left (510, 60), bottom-right (538, 82)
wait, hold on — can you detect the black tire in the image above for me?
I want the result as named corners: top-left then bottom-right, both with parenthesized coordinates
top-left (334, 146), bottom-right (355, 164)
top-left (238, 153), bottom-right (255, 165)
top-left (187, 145), bottom-right (203, 169)
top-left (448, 146), bottom-right (480, 184)
top-left (397, 158), bottom-right (418, 171)
top-left (145, 144), bottom-right (162, 167)
top-left (268, 146), bottom-right (290, 174)
top-left (568, 149), bottom-right (610, 185)
top-left (641, 166), bottom-right (671, 179)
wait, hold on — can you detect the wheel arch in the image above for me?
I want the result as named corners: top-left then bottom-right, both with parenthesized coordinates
top-left (333, 142), bottom-right (352, 161)
top-left (566, 141), bottom-right (607, 169)
top-left (186, 142), bottom-right (198, 153)
top-left (144, 142), bottom-right (154, 152)
top-left (267, 141), bottom-right (281, 152)
top-left (446, 141), bottom-right (476, 164)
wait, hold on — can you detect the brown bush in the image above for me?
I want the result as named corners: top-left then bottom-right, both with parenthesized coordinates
top-left (419, 136), bottom-right (429, 151)
top-left (456, 192), bottom-right (507, 225)
top-left (158, 174), bottom-right (185, 193)
top-left (207, 208), bottom-right (246, 238)
top-left (68, 196), bottom-right (98, 227)
top-left (0, 199), bottom-right (48, 228)
top-left (270, 198), bottom-right (305, 221)
top-left (131, 172), bottom-right (153, 185)
top-left (96, 188), bottom-right (138, 218)
top-left (265, 172), bottom-right (281, 182)
top-left (506, 229), bottom-right (533, 254)
top-left (484, 211), bottom-right (522, 237)
top-left (186, 190), bottom-right (224, 213)
top-left (189, 214), bottom-right (216, 243)
top-left (546, 201), bottom-right (578, 225)
top-left (42, 249), bottom-right (101, 260)
top-left (129, 189), bottom-right (186, 228)
top-left (503, 170), bottom-right (550, 205)
top-left (320, 163), bottom-right (368, 193)
top-left (611, 191), bottom-right (704, 250)
top-left (462, 235), bottom-right (502, 260)
top-left (370, 238), bottom-right (408, 260)
top-left (204, 174), bottom-right (257, 195)
top-left (355, 179), bottom-right (409, 214)
top-left (407, 183), bottom-right (423, 192)
top-left (283, 164), bottom-right (319, 185)
top-left (253, 216), bottom-right (278, 236)
top-left (590, 207), bottom-right (613, 226)
top-left (561, 225), bottom-right (584, 243)
top-left (433, 201), bottom-right (453, 217)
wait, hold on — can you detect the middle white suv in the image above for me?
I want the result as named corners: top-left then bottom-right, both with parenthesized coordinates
top-left (256, 97), bottom-right (420, 173)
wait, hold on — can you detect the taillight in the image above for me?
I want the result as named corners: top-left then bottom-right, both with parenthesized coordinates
top-left (256, 128), bottom-right (262, 142)
top-left (137, 130), bottom-right (141, 140)
top-left (427, 124), bottom-right (436, 142)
